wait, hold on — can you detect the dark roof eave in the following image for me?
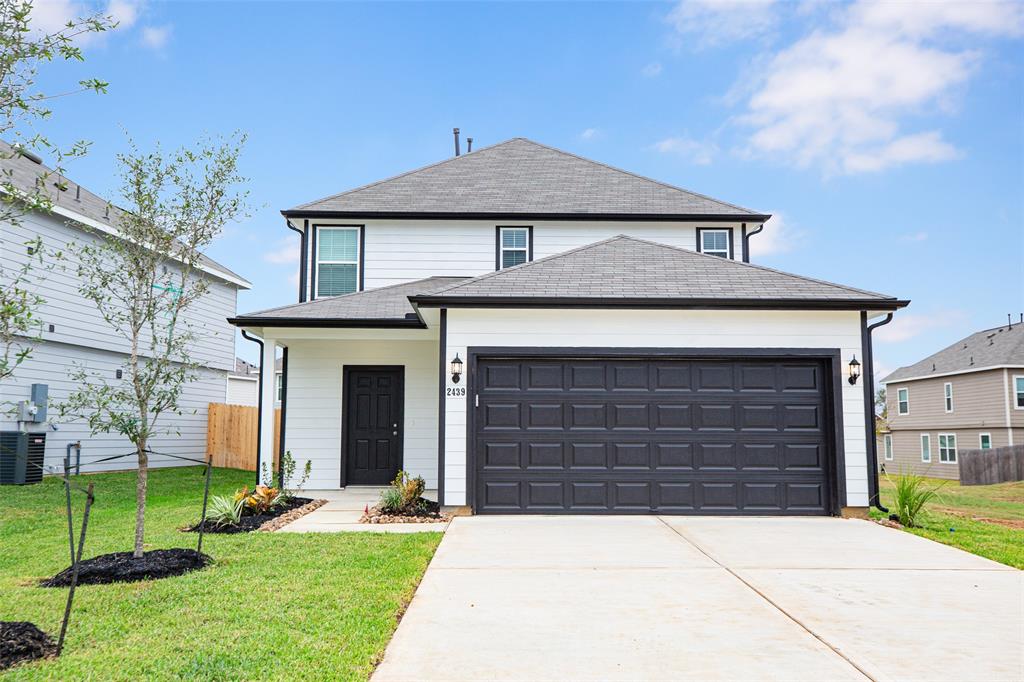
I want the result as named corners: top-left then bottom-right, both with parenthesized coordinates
top-left (227, 317), bottom-right (427, 329)
top-left (280, 209), bottom-right (772, 223)
top-left (407, 296), bottom-right (911, 311)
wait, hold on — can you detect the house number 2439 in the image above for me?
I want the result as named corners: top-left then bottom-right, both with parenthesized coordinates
top-left (446, 387), bottom-right (466, 397)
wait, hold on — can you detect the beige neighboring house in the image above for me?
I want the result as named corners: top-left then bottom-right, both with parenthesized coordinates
top-left (881, 320), bottom-right (1024, 479)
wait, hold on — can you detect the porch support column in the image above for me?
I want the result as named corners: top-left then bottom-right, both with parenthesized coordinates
top-left (258, 336), bottom-right (278, 481)
top-left (437, 308), bottom-right (447, 506)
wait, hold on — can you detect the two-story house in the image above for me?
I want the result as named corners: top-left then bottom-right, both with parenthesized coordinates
top-left (880, 320), bottom-right (1024, 479)
top-left (230, 137), bottom-right (908, 516)
top-left (0, 143), bottom-right (251, 474)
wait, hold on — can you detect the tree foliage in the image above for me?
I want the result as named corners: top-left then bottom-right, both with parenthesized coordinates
top-left (62, 134), bottom-right (249, 557)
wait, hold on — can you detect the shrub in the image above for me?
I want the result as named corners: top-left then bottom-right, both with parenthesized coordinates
top-left (376, 470), bottom-right (426, 514)
top-left (280, 451), bottom-right (312, 502)
top-left (889, 470), bottom-right (945, 527)
top-left (232, 485), bottom-right (283, 515)
top-left (207, 495), bottom-right (244, 527)
top-left (378, 488), bottom-right (403, 513)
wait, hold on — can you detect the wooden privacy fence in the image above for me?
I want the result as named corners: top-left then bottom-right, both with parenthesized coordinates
top-left (206, 402), bottom-right (281, 472)
top-left (958, 444), bottom-right (1024, 486)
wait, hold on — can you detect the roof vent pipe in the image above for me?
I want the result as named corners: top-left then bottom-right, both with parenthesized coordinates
top-left (1009, 313), bottom-right (1013, 330)
top-left (467, 137), bottom-right (473, 153)
top-left (453, 128), bottom-right (461, 156)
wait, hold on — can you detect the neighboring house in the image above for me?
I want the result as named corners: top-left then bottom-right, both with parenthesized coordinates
top-left (230, 137), bottom-right (908, 515)
top-left (225, 357), bottom-right (283, 407)
top-left (0, 143), bottom-right (251, 473)
top-left (881, 320), bottom-right (1024, 479)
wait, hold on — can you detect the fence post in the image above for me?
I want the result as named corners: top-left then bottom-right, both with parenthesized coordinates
top-left (57, 481), bottom-right (94, 656)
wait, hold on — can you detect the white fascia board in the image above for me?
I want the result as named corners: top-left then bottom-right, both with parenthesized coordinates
top-left (881, 365), bottom-right (1024, 385)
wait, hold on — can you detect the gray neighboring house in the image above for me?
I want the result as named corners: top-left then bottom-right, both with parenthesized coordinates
top-left (230, 137), bottom-right (909, 516)
top-left (881, 320), bottom-right (1024, 479)
top-left (0, 143), bottom-right (251, 473)
top-left (226, 357), bottom-right (283, 407)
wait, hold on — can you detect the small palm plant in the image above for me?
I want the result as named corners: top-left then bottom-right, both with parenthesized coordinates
top-left (888, 470), bottom-right (945, 527)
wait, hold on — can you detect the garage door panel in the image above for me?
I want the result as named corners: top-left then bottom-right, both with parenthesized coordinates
top-left (474, 356), bottom-right (833, 515)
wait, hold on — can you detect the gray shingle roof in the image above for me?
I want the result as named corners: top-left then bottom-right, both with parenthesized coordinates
top-left (232, 276), bottom-right (469, 325)
top-left (411, 236), bottom-right (907, 308)
top-left (883, 322), bottom-right (1024, 383)
top-left (287, 138), bottom-right (767, 219)
top-left (0, 141), bottom-right (249, 287)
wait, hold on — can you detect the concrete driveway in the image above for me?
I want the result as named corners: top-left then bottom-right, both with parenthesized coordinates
top-left (373, 516), bottom-right (1022, 682)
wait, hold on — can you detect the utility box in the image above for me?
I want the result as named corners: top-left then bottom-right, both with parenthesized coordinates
top-left (16, 383), bottom-right (48, 423)
top-left (0, 431), bottom-right (46, 485)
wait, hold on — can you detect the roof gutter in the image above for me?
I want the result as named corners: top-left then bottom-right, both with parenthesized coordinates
top-left (240, 329), bottom-right (265, 488)
top-left (862, 311), bottom-right (894, 513)
top-left (227, 316), bottom-right (427, 329)
top-left (280, 209), bottom-right (773, 223)
top-left (285, 218), bottom-right (308, 302)
top-left (407, 296), bottom-right (910, 311)
top-left (742, 222), bottom-right (764, 264)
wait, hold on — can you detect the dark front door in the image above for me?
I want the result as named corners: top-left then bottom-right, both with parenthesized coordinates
top-left (473, 356), bottom-right (834, 515)
top-left (343, 366), bottom-right (404, 486)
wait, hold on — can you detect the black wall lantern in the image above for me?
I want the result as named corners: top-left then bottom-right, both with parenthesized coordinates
top-left (450, 353), bottom-right (463, 384)
top-left (848, 355), bottom-right (861, 385)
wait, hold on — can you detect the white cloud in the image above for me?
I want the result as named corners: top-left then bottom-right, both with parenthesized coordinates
top-left (899, 231), bottom-right (928, 243)
top-left (747, 213), bottom-right (801, 257)
top-left (106, 0), bottom-right (140, 29)
top-left (874, 310), bottom-right (968, 344)
top-left (264, 238), bottom-right (299, 265)
top-left (140, 24), bottom-right (171, 49)
top-left (642, 62), bottom-right (663, 78)
top-left (653, 135), bottom-right (718, 165)
top-left (666, 0), bottom-right (778, 48)
top-left (579, 128), bottom-right (602, 141)
top-left (29, 0), bottom-right (142, 43)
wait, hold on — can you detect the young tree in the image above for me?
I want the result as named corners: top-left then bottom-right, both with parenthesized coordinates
top-left (0, 0), bottom-right (114, 381)
top-left (62, 135), bottom-right (249, 558)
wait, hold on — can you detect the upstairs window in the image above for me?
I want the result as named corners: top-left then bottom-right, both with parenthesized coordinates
top-left (897, 387), bottom-right (909, 415)
top-left (698, 229), bottom-right (731, 258)
top-left (317, 227), bottom-right (360, 297)
top-left (497, 227), bottom-right (531, 270)
top-left (1016, 376), bottom-right (1024, 409)
top-left (944, 382), bottom-right (953, 413)
top-left (938, 433), bottom-right (957, 463)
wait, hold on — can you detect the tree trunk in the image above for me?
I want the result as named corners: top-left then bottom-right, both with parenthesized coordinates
top-left (134, 444), bottom-right (148, 558)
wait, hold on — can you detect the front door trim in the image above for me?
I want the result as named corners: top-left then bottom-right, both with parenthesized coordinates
top-left (465, 347), bottom-right (847, 515)
top-left (340, 365), bottom-right (405, 487)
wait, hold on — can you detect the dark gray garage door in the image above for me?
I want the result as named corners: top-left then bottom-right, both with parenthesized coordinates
top-left (472, 356), bottom-right (835, 515)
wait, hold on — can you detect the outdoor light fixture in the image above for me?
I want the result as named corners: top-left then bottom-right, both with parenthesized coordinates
top-left (848, 355), bottom-right (861, 385)
top-left (450, 353), bottom-right (464, 383)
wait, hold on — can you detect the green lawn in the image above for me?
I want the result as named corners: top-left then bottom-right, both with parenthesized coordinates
top-left (873, 476), bottom-right (1024, 569)
top-left (0, 467), bottom-right (441, 681)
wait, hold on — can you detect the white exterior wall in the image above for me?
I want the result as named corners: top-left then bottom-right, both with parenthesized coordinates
top-left (296, 219), bottom-right (747, 296)
top-left (443, 309), bottom-right (868, 508)
top-left (282, 338), bottom-right (438, 489)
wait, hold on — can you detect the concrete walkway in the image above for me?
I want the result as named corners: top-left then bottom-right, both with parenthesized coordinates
top-left (373, 516), bottom-right (1022, 681)
top-left (277, 488), bottom-right (448, 533)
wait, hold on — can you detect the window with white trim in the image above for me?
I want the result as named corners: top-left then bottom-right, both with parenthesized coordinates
top-left (1015, 376), bottom-right (1024, 409)
top-left (275, 373), bottom-right (283, 403)
top-left (938, 433), bottom-right (957, 463)
top-left (920, 434), bottom-right (931, 463)
top-left (700, 229), bottom-right (731, 258)
top-left (979, 433), bottom-right (991, 450)
top-left (944, 382), bottom-right (953, 413)
top-left (884, 434), bottom-right (893, 461)
top-left (897, 387), bottom-right (909, 415)
top-left (316, 227), bottom-right (360, 297)
top-left (499, 227), bottom-right (529, 269)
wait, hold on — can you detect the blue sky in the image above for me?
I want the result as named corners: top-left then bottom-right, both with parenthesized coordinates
top-left (29, 0), bottom-right (1024, 374)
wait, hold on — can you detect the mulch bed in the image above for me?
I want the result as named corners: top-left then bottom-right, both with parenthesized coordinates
top-left (361, 498), bottom-right (451, 524)
top-left (40, 548), bottom-right (211, 587)
top-left (0, 622), bottom-right (55, 671)
top-left (185, 496), bottom-right (315, 534)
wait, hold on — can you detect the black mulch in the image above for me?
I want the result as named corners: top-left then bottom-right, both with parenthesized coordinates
top-left (0, 622), bottom-right (56, 671)
top-left (40, 548), bottom-right (211, 587)
top-left (185, 496), bottom-right (313, 534)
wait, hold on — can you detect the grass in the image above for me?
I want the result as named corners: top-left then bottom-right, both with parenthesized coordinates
top-left (873, 475), bottom-right (1024, 569)
top-left (0, 467), bottom-right (442, 681)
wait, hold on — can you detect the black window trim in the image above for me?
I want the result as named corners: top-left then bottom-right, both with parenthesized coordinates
top-left (696, 226), bottom-right (735, 259)
top-left (311, 223), bottom-right (365, 299)
top-left (495, 225), bottom-right (534, 271)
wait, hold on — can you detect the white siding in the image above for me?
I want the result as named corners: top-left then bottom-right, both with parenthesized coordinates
top-left (0, 340), bottom-right (225, 471)
top-left (2, 209), bottom-right (238, 371)
top-left (282, 339), bottom-right (438, 489)
top-left (226, 376), bottom-right (258, 406)
top-left (298, 219), bottom-right (746, 297)
top-left (443, 309), bottom-right (868, 508)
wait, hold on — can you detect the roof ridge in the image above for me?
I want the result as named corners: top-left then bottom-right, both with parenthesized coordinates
top-left (241, 276), bottom-right (462, 317)
top-left (514, 138), bottom-right (761, 215)
top-left (290, 139), bottom-right (521, 211)
top-left (422, 235), bottom-right (631, 296)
